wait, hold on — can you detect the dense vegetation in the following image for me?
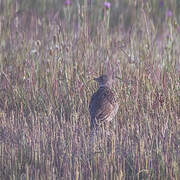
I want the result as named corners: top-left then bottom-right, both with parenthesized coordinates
top-left (0, 0), bottom-right (179, 179)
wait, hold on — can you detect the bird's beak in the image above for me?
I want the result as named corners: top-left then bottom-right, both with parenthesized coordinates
top-left (115, 76), bottom-right (122, 80)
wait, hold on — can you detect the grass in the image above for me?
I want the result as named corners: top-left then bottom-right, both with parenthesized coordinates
top-left (0, 0), bottom-right (180, 179)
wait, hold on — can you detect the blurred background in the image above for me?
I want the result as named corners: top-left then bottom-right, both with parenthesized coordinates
top-left (0, 0), bottom-right (180, 38)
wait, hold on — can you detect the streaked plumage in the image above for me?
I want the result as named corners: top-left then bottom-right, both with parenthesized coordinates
top-left (89, 75), bottom-right (119, 130)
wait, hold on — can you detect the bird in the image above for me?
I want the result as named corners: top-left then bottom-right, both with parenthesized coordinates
top-left (89, 74), bottom-right (119, 131)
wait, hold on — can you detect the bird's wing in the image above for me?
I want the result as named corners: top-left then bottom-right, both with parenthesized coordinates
top-left (89, 87), bottom-right (116, 125)
top-left (95, 100), bottom-right (114, 123)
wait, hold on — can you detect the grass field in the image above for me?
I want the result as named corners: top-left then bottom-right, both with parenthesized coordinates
top-left (0, 0), bottom-right (180, 179)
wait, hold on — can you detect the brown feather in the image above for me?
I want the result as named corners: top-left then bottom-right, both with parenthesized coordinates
top-left (89, 86), bottom-right (118, 129)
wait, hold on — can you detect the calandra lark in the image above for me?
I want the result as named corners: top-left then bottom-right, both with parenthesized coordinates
top-left (89, 74), bottom-right (119, 130)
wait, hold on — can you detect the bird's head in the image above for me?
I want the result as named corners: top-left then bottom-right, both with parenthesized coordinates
top-left (94, 74), bottom-right (113, 88)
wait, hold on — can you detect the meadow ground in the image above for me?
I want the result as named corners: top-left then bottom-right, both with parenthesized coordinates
top-left (0, 1), bottom-right (180, 179)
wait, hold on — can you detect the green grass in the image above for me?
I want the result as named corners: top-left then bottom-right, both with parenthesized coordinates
top-left (0, 1), bottom-right (180, 179)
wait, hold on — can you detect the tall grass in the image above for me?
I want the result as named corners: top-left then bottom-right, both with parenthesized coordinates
top-left (0, 0), bottom-right (179, 179)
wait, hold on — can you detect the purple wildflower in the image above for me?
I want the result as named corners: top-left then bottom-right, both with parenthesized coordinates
top-left (104, 2), bottom-right (111, 9)
top-left (159, 1), bottom-right (164, 8)
top-left (64, 0), bottom-right (71, 6)
top-left (167, 10), bottom-right (172, 17)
